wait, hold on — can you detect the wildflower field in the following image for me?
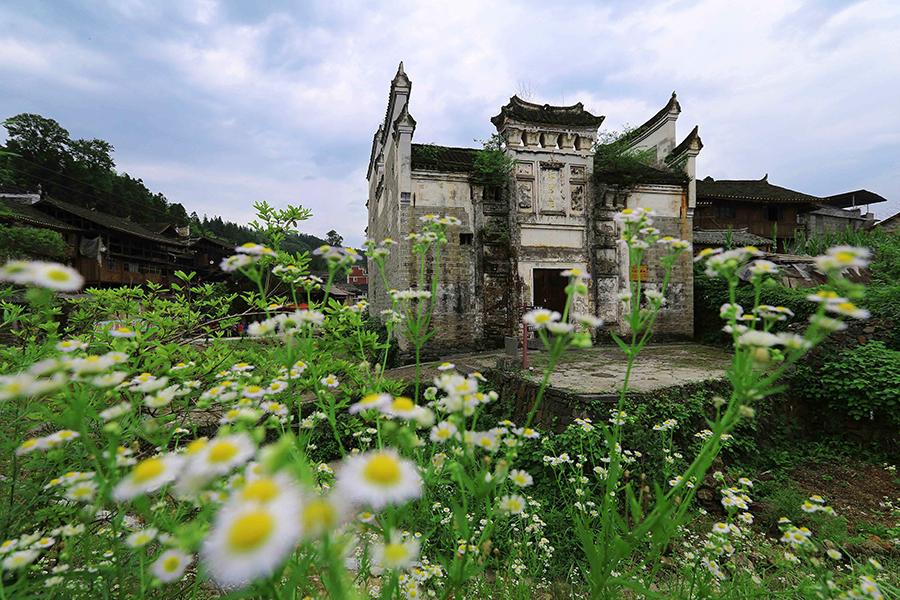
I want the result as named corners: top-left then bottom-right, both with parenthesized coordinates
top-left (0, 204), bottom-right (896, 599)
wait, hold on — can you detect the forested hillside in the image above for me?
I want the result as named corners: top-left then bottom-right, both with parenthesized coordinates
top-left (0, 113), bottom-right (328, 255)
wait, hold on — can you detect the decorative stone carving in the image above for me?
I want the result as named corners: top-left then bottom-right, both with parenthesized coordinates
top-left (515, 161), bottom-right (533, 176)
top-left (539, 164), bottom-right (564, 213)
top-left (517, 180), bottom-right (533, 209)
top-left (504, 127), bottom-right (523, 146)
top-left (570, 165), bottom-right (586, 179)
top-left (560, 133), bottom-right (577, 149)
top-left (540, 132), bottom-right (559, 149)
top-left (571, 183), bottom-right (585, 212)
top-left (523, 130), bottom-right (540, 147)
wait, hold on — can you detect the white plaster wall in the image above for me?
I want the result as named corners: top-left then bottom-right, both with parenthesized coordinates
top-left (626, 186), bottom-right (684, 216)
top-left (628, 117), bottom-right (677, 165)
top-left (411, 174), bottom-right (476, 229)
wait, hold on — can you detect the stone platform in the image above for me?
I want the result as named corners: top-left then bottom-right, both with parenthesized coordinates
top-left (388, 343), bottom-right (732, 399)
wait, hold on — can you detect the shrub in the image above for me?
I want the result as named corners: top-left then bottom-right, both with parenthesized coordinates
top-left (795, 341), bottom-right (900, 427)
top-left (0, 224), bottom-right (67, 261)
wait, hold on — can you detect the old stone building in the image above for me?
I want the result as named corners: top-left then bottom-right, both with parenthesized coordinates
top-left (366, 63), bottom-right (701, 352)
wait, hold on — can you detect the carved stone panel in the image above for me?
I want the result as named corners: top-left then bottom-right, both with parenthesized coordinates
top-left (517, 180), bottom-right (533, 209)
top-left (570, 165), bottom-right (586, 180)
top-left (539, 164), bottom-right (565, 214)
top-left (571, 183), bottom-right (585, 212)
top-left (516, 161), bottom-right (533, 177)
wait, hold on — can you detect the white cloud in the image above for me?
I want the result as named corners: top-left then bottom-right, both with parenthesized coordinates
top-left (2, 0), bottom-right (898, 242)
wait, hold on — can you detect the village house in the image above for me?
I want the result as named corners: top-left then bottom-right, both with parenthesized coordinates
top-left (0, 188), bottom-right (229, 287)
top-left (366, 63), bottom-right (701, 353)
top-left (694, 177), bottom-right (887, 251)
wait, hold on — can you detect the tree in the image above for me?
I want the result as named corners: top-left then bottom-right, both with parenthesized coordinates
top-left (325, 230), bottom-right (343, 247)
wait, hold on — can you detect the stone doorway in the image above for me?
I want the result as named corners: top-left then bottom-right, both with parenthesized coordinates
top-left (533, 268), bottom-right (567, 314)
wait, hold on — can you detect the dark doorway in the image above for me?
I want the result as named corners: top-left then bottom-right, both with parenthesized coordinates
top-left (533, 268), bottom-right (567, 314)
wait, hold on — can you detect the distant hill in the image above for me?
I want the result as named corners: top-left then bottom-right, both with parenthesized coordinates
top-left (0, 113), bottom-right (329, 258)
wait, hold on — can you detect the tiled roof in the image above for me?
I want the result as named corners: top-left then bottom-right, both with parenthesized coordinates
top-left (697, 176), bottom-right (821, 205)
top-left (37, 197), bottom-right (189, 245)
top-left (491, 96), bottom-right (605, 128)
top-left (411, 144), bottom-right (479, 173)
top-left (0, 198), bottom-right (81, 231)
top-left (692, 228), bottom-right (773, 247)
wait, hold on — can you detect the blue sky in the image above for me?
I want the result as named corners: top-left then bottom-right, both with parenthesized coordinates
top-left (1, 0), bottom-right (898, 245)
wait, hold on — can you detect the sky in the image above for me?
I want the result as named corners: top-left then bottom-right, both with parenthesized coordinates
top-left (1, 0), bottom-right (898, 245)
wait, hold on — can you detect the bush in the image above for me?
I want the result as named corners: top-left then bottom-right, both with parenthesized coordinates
top-left (794, 341), bottom-right (900, 427)
top-left (0, 224), bottom-right (67, 261)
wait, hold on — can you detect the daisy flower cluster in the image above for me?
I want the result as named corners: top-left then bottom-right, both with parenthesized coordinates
top-left (245, 309), bottom-right (326, 337)
top-left (220, 242), bottom-right (277, 272)
top-left (0, 260), bottom-right (84, 292)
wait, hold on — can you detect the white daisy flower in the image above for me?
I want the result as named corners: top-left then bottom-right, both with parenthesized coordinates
top-left (320, 374), bottom-right (340, 388)
top-left (429, 421), bottom-right (458, 443)
top-left (2, 549), bottom-right (39, 570)
top-left (736, 330), bottom-right (780, 347)
top-left (826, 301), bottom-right (870, 320)
top-left (523, 308), bottom-right (560, 329)
top-left (31, 262), bottom-right (84, 291)
top-left (152, 549), bottom-right (192, 583)
top-left (0, 260), bottom-right (36, 285)
top-left (573, 313), bottom-right (603, 328)
top-left (235, 473), bottom-right (298, 505)
top-left (335, 449), bottom-right (422, 509)
top-left (373, 532), bottom-right (420, 571)
top-left (45, 429), bottom-right (80, 446)
top-left (178, 434), bottom-right (256, 493)
top-left (109, 325), bottom-right (137, 338)
top-left (220, 254), bottom-right (256, 272)
top-left (91, 371), bottom-right (128, 388)
top-left (99, 401), bottom-right (132, 421)
top-left (508, 469), bottom-right (533, 487)
top-left (113, 454), bottom-right (183, 501)
top-left (498, 494), bottom-right (526, 515)
top-left (56, 339), bottom-right (87, 353)
top-left (201, 493), bottom-right (301, 587)
top-left (469, 431), bottom-right (500, 453)
top-left (349, 393), bottom-right (391, 414)
top-left (235, 242), bottom-right (275, 256)
top-left (126, 528), bottom-right (158, 548)
top-left (298, 493), bottom-right (348, 540)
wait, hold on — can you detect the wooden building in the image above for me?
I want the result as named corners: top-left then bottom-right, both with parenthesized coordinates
top-left (0, 189), bottom-right (229, 287)
top-left (695, 176), bottom-right (887, 250)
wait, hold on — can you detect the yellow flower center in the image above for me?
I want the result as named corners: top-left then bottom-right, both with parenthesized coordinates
top-left (227, 510), bottom-right (274, 552)
top-left (208, 441), bottom-right (239, 463)
top-left (534, 313), bottom-right (550, 323)
top-left (383, 542), bottom-right (410, 565)
top-left (834, 251), bottom-right (854, 263)
top-left (302, 500), bottom-right (336, 533)
top-left (186, 438), bottom-right (207, 455)
top-left (391, 397), bottom-right (415, 412)
top-left (241, 479), bottom-right (279, 503)
top-left (162, 555), bottom-right (180, 572)
top-left (20, 438), bottom-right (38, 449)
top-left (46, 269), bottom-right (70, 282)
top-left (363, 454), bottom-right (401, 486)
top-left (837, 302), bottom-right (856, 311)
top-left (132, 458), bottom-right (165, 483)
